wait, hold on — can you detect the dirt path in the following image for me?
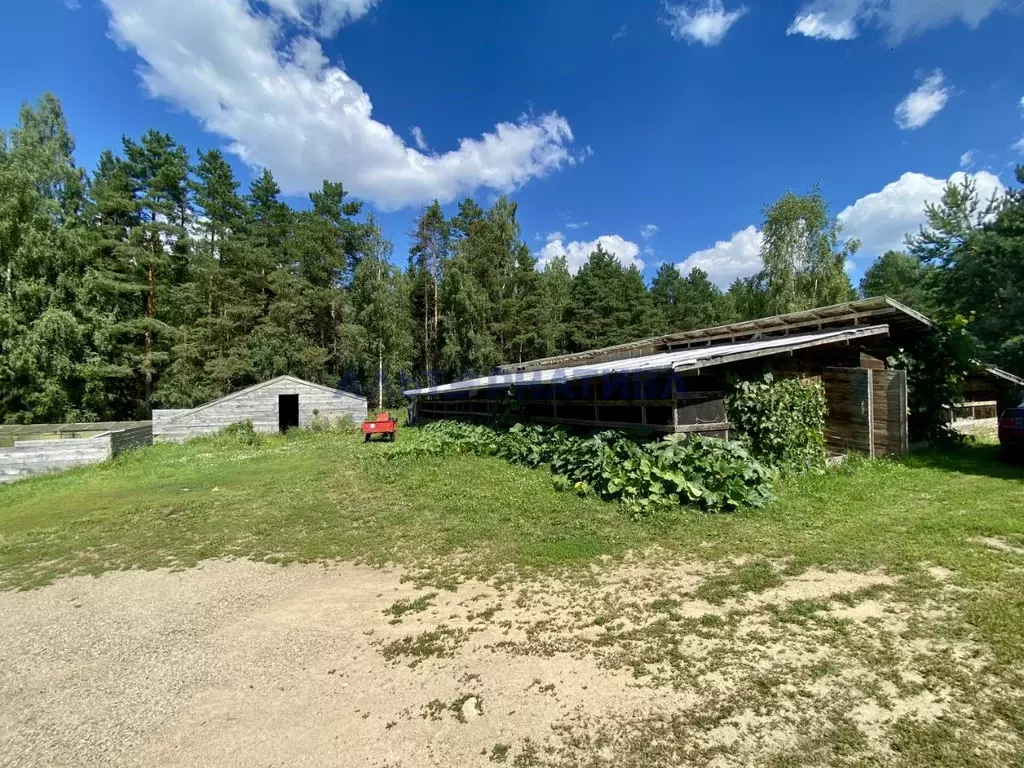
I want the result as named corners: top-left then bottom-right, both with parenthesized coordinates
top-left (0, 557), bottom-right (1016, 767)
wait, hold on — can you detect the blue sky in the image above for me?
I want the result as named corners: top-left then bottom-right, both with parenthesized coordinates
top-left (2, 0), bottom-right (1022, 287)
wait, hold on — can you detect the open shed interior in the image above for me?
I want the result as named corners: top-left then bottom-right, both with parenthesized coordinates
top-left (407, 298), bottom-right (948, 459)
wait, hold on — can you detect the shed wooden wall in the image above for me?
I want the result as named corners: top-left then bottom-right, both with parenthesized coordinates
top-left (153, 380), bottom-right (367, 442)
top-left (872, 370), bottom-right (909, 457)
top-left (0, 424), bottom-right (153, 484)
top-left (822, 368), bottom-right (872, 455)
top-left (821, 367), bottom-right (907, 458)
top-left (109, 424), bottom-right (155, 456)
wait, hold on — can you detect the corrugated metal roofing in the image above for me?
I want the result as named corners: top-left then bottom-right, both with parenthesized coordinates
top-left (499, 296), bottom-right (934, 374)
top-left (404, 325), bottom-right (889, 397)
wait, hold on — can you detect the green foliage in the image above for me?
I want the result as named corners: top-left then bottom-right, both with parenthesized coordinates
top-left (564, 245), bottom-right (659, 352)
top-left (4, 91), bottom-right (1023, 433)
top-left (217, 420), bottom-right (266, 446)
top-left (390, 421), bottom-right (774, 514)
top-left (651, 264), bottom-right (730, 333)
top-left (754, 187), bottom-right (857, 315)
top-left (859, 250), bottom-right (934, 313)
top-left (888, 319), bottom-right (981, 444)
top-left (726, 374), bottom-right (827, 473)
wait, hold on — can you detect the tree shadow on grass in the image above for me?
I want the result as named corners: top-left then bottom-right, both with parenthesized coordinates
top-left (903, 442), bottom-right (1024, 482)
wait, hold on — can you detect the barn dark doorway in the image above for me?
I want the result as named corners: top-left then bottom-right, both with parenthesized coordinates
top-left (278, 394), bottom-right (299, 432)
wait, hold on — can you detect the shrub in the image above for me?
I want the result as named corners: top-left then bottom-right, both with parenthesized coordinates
top-left (387, 421), bottom-right (774, 515)
top-left (217, 420), bottom-right (267, 447)
top-left (726, 374), bottom-right (826, 473)
top-left (888, 320), bottom-right (979, 445)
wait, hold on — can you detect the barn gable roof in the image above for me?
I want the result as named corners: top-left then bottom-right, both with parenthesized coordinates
top-left (165, 375), bottom-right (366, 424)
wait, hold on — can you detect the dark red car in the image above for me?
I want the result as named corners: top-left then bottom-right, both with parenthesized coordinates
top-left (999, 405), bottom-right (1024, 459)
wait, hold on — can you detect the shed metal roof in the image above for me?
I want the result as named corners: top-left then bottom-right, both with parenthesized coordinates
top-left (985, 366), bottom-right (1024, 387)
top-left (405, 325), bottom-right (889, 397)
top-left (499, 296), bottom-right (932, 374)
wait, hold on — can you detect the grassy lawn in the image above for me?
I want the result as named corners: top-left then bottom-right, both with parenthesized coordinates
top-left (2, 428), bottom-right (1024, 764)
top-left (2, 428), bottom-right (1022, 591)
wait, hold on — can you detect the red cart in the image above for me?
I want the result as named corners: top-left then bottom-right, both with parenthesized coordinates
top-left (362, 412), bottom-right (398, 442)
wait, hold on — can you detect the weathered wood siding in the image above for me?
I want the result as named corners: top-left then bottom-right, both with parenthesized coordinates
top-left (872, 370), bottom-right (908, 457)
top-left (153, 378), bottom-right (367, 442)
top-left (822, 368), bottom-right (873, 455)
top-left (0, 424), bottom-right (154, 483)
top-left (152, 410), bottom-right (190, 438)
top-left (822, 367), bottom-right (908, 458)
top-left (109, 424), bottom-right (154, 456)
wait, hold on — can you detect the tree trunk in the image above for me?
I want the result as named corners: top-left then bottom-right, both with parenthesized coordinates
top-left (424, 278), bottom-right (431, 386)
top-left (432, 253), bottom-right (439, 366)
top-left (145, 259), bottom-right (155, 416)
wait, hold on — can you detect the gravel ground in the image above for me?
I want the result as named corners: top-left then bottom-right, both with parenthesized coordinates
top-left (0, 557), bottom-right (1008, 767)
top-left (0, 560), bottom-right (427, 767)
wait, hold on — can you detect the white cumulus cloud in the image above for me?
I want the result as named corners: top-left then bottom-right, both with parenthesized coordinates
top-left (640, 224), bottom-right (660, 239)
top-left (537, 235), bottom-right (644, 274)
top-left (787, 12), bottom-right (857, 40)
top-left (678, 225), bottom-right (763, 289)
top-left (838, 170), bottom-right (1005, 257)
top-left (662, 0), bottom-right (747, 46)
top-left (787, 0), bottom-right (1004, 43)
top-left (894, 70), bottom-right (951, 130)
top-left (264, 0), bottom-right (377, 36)
top-left (99, 0), bottom-right (582, 210)
top-left (409, 126), bottom-right (428, 152)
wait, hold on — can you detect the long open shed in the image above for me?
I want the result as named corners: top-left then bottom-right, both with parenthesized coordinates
top-left (404, 297), bottom-right (1018, 458)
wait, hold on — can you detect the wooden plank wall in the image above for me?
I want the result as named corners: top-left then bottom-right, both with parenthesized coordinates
top-left (0, 424), bottom-right (155, 483)
top-left (109, 424), bottom-right (154, 456)
top-left (822, 368), bottom-right (872, 455)
top-left (821, 367), bottom-right (909, 458)
top-left (872, 370), bottom-right (908, 457)
top-left (0, 436), bottom-right (110, 483)
top-left (154, 381), bottom-right (367, 442)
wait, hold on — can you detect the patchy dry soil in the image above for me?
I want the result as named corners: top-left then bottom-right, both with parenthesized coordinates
top-left (0, 557), bottom-right (1019, 767)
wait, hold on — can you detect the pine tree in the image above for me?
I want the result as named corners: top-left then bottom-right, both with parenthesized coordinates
top-left (408, 200), bottom-right (450, 384)
top-left (859, 250), bottom-right (932, 312)
top-left (158, 149), bottom-right (250, 406)
top-left (538, 254), bottom-right (572, 355)
top-left (564, 246), bottom-right (655, 351)
top-left (120, 130), bottom-right (192, 414)
top-left (344, 217), bottom-right (413, 406)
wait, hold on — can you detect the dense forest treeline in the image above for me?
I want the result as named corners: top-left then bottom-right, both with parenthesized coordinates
top-left (2, 94), bottom-right (1023, 423)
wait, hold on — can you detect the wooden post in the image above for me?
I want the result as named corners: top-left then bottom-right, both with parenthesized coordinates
top-left (899, 370), bottom-right (909, 457)
top-left (866, 367), bottom-right (876, 459)
top-left (671, 375), bottom-right (679, 430)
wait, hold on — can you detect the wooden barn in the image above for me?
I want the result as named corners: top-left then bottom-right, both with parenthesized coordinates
top-left (404, 297), bottom-right (1017, 459)
top-left (153, 375), bottom-right (367, 443)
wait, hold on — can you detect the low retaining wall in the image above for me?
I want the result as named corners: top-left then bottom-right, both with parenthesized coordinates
top-left (0, 423), bottom-right (153, 484)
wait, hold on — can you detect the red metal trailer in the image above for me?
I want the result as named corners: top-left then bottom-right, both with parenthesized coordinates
top-left (362, 412), bottom-right (398, 442)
